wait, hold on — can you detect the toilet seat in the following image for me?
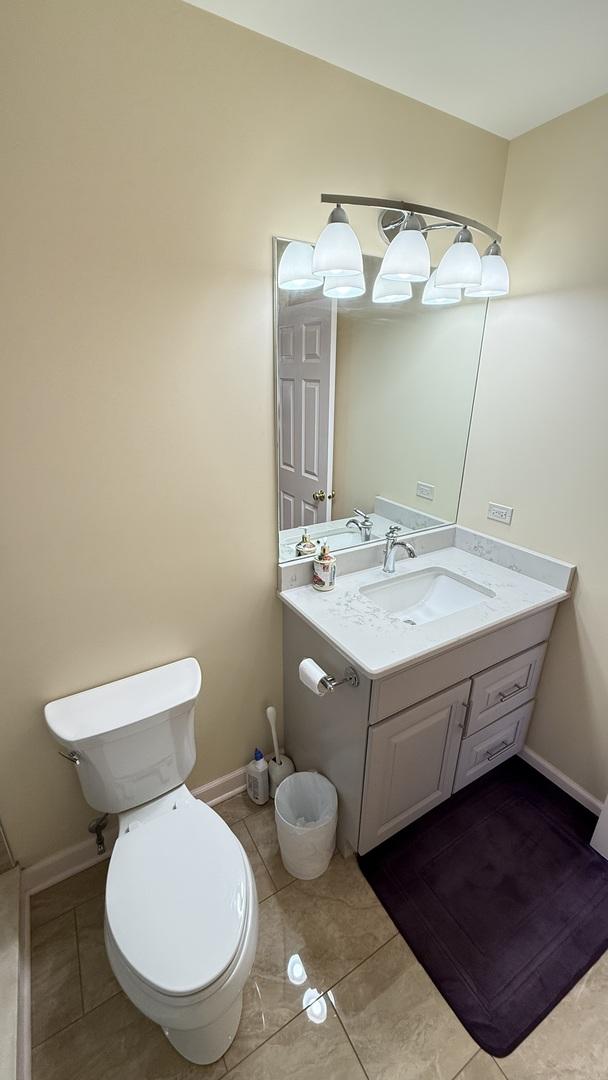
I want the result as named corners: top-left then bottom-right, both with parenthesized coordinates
top-left (106, 798), bottom-right (249, 997)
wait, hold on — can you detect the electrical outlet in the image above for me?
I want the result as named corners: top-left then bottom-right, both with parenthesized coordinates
top-left (487, 502), bottom-right (513, 525)
top-left (416, 481), bottom-right (435, 501)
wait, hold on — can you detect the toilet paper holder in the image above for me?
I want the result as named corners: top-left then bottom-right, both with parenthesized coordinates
top-left (320, 665), bottom-right (360, 693)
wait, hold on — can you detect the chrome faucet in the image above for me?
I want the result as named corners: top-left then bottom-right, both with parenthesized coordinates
top-left (345, 507), bottom-right (374, 543)
top-left (383, 525), bottom-right (416, 573)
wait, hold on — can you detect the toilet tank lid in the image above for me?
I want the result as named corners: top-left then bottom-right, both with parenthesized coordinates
top-left (44, 658), bottom-right (202, 744)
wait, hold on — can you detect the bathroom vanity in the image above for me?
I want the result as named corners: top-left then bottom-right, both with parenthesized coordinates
top-left (279, 527), bottom-right (575, 856)
top-left (272, 236), bottom-right (575, 858)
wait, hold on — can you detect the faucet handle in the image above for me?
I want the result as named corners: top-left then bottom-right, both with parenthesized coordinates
top-left (386, 524), bottom-right (402, 539)
top-left (353, 507), bottom-right (372, 523)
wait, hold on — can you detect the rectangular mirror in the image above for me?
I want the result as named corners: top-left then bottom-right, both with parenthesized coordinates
top-left (274, 238), bottom-right (488, 563)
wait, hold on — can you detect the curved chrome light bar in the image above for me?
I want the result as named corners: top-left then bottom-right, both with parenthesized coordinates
top-left (320, 193), bottom-right (501, 244)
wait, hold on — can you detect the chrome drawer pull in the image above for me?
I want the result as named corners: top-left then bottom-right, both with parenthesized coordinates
top-left (486, 739), bottom-right (514, 760)
top-left (497, 682), bottom-right (524, 702)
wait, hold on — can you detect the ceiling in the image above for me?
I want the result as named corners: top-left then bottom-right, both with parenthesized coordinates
top-left (183, 0), bottom-right (608, 139)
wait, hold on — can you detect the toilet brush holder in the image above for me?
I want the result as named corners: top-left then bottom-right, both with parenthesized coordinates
top-left (268, 755), bottom-right (295, 798)
top-left (266, 705), bottom-right (295, 797)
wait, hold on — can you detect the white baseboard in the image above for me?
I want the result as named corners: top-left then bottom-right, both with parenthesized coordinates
top-left (519, 746), bottom-right (603, 816)
top-left (192, 765), bottom-right (247, 807)
top-left (20, 831), bottom-right (117, 898)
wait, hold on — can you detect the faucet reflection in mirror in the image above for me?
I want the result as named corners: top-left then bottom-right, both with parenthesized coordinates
top-left (278, 194), bottom-right (509, 304)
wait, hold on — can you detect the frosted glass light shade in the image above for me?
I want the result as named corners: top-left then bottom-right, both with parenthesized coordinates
top-left (422, 270), bottom-right (460, 306)
top-left (379, 228), bottom-right (430, 282)
top-left (436, 239), bottom-right (481, 288)
top-left (323, 271), bottom-right (365, 299)
top-left (464, 253), bottom-right (510, 297)
top-left (372, 275), bottom-right (412, 304)
top-left (312, 222), bottom-right (363, 278)
top-left (278, 241), bottom-right (320, 291)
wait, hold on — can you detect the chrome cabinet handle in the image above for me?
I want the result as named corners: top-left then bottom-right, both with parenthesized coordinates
top-left (58, 750), bottom-right (81, 767)
top-left (486, 740), bottom-right (514, 760)
top-left (457, 701), bottom-right (471, 730)
top-left (497, 682), bottom-right (524, 702)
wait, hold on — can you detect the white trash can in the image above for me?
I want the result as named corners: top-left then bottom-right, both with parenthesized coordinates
top-left (275, 772), bottom-right (338, 880)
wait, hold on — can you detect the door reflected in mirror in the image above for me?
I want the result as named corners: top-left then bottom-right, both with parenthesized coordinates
top-left (274, 239), bottom-right (487, 563)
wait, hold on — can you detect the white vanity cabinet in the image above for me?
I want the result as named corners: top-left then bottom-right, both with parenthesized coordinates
top-left (358, 682), bottom-right (470, 854)
top-left (283, 602), bottom-right (558, 858)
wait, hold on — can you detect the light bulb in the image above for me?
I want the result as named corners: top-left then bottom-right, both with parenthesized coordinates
top-left (436, 226), bottom-right (481, 288)
top-left (277, 241), bottom-right (320, 291)
top-left (372, 275), bottom-right (412, 304)
top-left (464, 242), bottom-right (509, 297)
top-left (422, 270), bottom-right (461, 306)
top-left (323, 270), bottom-right (365, 299)
top-left (379, 215), bottom-right (430, 282)
top-left (312, 205), bottom-right (363, 278)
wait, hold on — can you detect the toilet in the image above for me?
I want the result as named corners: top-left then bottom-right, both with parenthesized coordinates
top-left (44, 658), bottom-right (258, 1065)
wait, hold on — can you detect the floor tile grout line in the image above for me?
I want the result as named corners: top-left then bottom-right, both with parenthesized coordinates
top-left (31, 908), bottom-right (87, 1051)
top-left (32, 986), bottom-right (125, 1054)
top-left (221, 929), bottom-right (399, 1075)
top-left (242, 812), bottom-right (292, 894)
top-left (452, 1048), bottom-right (483, 1078)
top-left (331, 1002), bottom-right (373, 1078)
top-left (242, 814), bottom-right (281, 892)
top-left (492, 1056), bottom-right (510, 1078)
top-left (72, 906), bottom-right (86, 1019)
top-left (221, 994), bottom-right (370, 1079)
top-left (325, 929), bottom-right (400, 996)
top-left (30, 886), bottom-right (107, 931)
top-left (31, 991), bottom-right (133, 1055)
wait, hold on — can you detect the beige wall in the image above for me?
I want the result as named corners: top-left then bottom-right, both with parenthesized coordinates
top-left (0, 0), bottom-right (507, 864)
top-left (333, 301), bottom-right (485, 522)
top-left (460, 94), bottom-right (608, 801)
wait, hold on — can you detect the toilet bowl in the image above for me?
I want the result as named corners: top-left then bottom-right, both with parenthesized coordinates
top-left (105, 786), bottom-right (258, 1063)
top-left (44, 658), bottom-right (258, 1064)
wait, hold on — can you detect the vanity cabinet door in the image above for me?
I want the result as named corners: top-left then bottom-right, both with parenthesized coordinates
top-left (358, 681), bottom-right (470, 855)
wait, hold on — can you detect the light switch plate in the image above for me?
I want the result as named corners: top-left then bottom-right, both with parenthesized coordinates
top-left (416, 481), bottom-right (435, 501)
top-left (487, 502), bottom-right (513, 525)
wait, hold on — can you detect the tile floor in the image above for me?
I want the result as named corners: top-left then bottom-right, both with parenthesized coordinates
top-left (30, 794), bottom-right (608, 1080)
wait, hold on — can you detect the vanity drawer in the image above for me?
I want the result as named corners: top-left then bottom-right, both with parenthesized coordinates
top-left (466, 642), bottom-right (546, 736)
top-left (454, 700), bottom-right (533, 792)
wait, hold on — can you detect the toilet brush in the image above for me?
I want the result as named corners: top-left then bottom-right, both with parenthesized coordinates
top-left (266, 705), bottom-right (295, 797)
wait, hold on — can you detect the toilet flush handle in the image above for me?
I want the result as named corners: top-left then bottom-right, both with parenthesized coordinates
top-left (58, 750), bottom-right (81, 767)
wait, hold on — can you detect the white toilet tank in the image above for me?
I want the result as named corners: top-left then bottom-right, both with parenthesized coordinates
top-left (45, 658), bottom-right (202, 814)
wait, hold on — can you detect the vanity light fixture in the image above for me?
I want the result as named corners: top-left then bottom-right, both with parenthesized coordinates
top-left (312, 204), bottom-right (363, 279)
top-left (277, 241), bottom-right (320, 291)
top-left (278, 194), bottom-right (509, 301)
top-left (323, 270), bottom-right (366, 299)
top-left (464, 241), bottom-right (510, 297)
top-left (435, 226), bottom-right (482, 289)
top-left (372, 276), bottom-right (413, 304)
top-left (422, 270), bottom-right (461, 306)
top-left (378, 213), bottom-right (431, 283)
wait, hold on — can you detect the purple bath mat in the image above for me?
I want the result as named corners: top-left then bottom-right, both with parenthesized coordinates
top-left (359, 757), bottom-right (608, 1056)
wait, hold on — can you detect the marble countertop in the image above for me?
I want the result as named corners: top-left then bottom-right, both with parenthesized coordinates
top-left (279, 543), bottom-right (571, 679)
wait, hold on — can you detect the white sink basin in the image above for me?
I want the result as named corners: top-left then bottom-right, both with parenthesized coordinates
top-left (360, 567), bottom-right (495, 626)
